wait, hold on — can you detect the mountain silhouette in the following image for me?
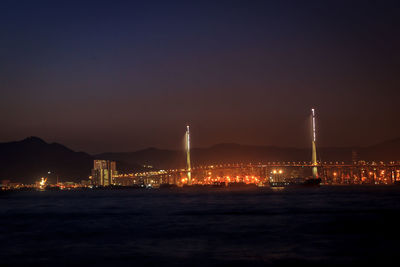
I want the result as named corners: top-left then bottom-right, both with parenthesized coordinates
top-left (1, 137), bottom-right (400, 184)
top-left (96, 139), bottom-right (400, 169)
top-left (0, 137), bottom-right (94, 184)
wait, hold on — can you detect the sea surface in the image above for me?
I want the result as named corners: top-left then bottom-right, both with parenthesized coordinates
top-left (1, 186), bottom-right (400, 266)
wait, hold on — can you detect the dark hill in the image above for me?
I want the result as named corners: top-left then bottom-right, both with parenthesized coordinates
top-left (97, 144), bottom-right (340, 169)
top-left (0, 137), bottom-right (145, 184)
top-left (359, 138), bottom-right (400, 161)
top-left (0, 137), bottom-right (93, 184)
top-left (96, 139), bottom-right (400, 169)
top-left (97, 147), bottom-right (186, 170)
top-left (2, 137), bottom-right (400, 183)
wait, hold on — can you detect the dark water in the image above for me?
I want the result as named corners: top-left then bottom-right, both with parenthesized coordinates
top-left (1, 186), bottom-right (400, 266)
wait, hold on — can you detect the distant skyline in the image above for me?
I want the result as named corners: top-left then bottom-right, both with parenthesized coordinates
top-left (1, 0), bottom-right (400, 153)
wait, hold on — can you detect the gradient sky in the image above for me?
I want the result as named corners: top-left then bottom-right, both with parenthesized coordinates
top-left (1, 0), bottom-right (399, 153)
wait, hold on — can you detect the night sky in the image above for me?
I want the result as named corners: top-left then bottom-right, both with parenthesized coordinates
top-left (1, 0), bottom-right (399, 153)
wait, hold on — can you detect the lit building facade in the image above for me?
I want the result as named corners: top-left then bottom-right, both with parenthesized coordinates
top-left (91, 160), bottom-right (117, 186)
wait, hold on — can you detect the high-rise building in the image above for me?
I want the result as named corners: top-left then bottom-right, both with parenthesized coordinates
top-left (91, 160), bottom-right (117, 186)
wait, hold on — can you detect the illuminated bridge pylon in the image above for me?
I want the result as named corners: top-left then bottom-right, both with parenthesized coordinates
top-left (185, 125), bottom-right (192, 185)
top-left (311, 108), bottom-right (318, 179)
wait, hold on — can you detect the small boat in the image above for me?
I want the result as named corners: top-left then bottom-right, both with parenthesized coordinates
top-left (228, 182), bottom-right (258, 190)
top-left (269, 177), bottom-right (321, 188)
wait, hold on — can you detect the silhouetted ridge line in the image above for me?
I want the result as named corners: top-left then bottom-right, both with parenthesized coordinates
top-left (1, 137), bottom-right (400, 183)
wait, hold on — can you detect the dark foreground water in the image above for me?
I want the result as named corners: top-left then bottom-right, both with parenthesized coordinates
top-left (1, 186), bottom-right (400, 266)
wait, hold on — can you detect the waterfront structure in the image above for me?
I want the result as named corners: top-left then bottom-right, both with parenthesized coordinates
top-left (37, 177), bottom-right (47, 190)
top-left (185, 125), bottom-right (192, 185)
top-left (91, 160), bottom-right (117, 186)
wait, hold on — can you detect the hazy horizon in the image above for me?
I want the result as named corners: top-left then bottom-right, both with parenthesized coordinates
top-left (1, 0), bottom-right (399, 153)
top-left (2, 134), bottom-right (398, 155)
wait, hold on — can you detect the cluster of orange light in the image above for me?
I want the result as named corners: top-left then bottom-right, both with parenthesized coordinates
top-left (272, 169), bottom-right (283, 174)
top-left (181, 175), bottom-right (260, 185)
